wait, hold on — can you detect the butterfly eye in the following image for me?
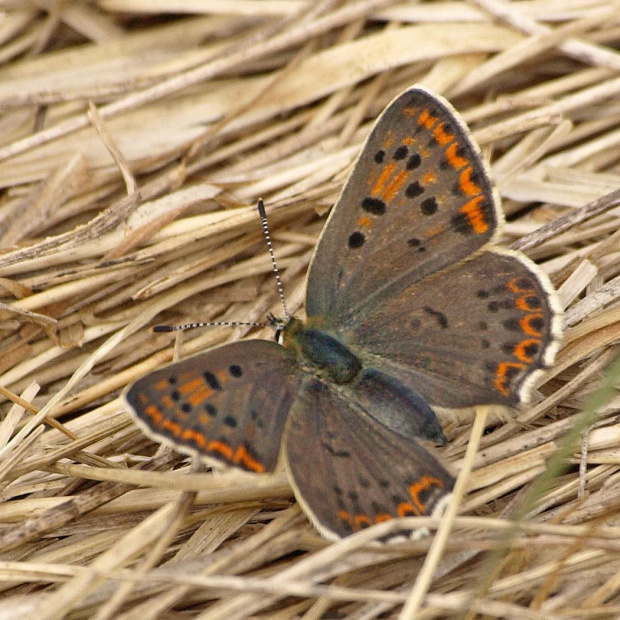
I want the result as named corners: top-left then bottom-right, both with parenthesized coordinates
top-left (267, 313), bottom-right (288, 345)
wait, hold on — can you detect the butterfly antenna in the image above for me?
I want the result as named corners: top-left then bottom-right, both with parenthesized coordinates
top-left (151, 199), bottom-right (287, 333)
top-left (153, 320), bottom-right (267, 333)
top-left (258, 198), bottom-right (290, 319)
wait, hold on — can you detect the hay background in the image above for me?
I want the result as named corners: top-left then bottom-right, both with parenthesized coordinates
top-left (0, 1), bottom-right (619, 618)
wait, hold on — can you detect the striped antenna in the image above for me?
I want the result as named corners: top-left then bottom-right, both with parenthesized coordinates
top-left (151, 199), bottom-right (287, 333)
top-left (153, 320), bottom-right (267, 333)
top-left (258, 198), bottom-right (290, 319)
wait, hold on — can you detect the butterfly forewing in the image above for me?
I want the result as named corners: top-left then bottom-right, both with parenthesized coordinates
top-left (306, 86), bottom-right (502, 320)
top-left (283, 377), bottom-right (454, 541)
top-left (123, 340), bottom-right (301, 473)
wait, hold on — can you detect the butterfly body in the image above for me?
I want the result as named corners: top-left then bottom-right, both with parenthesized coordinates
top-left (281, 316), bottom-right (362, 385)
top-left (280, 315), bottom-right (448, 444)
top-left (124, 86), bottom-right (563, 541)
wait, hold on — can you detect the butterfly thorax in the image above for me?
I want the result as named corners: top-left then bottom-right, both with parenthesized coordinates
top-left (281, 317), bottom-right (362, 384)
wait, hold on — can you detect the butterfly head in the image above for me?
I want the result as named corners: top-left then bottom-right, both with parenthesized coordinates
top-left (267, 313), bottom-right (296, 345)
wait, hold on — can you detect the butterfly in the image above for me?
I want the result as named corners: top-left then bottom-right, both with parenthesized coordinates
top-left (123, 86), bottom-right (563, 541)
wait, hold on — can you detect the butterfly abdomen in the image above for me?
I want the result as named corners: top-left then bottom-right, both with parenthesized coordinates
top-left (351, 368), bottom-right (448, 445)
top-left (282, 317), bottom-right (362, 384)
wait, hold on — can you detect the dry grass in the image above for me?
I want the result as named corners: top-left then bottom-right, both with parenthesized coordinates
top-left (0, 1), bottom-right (619, 618)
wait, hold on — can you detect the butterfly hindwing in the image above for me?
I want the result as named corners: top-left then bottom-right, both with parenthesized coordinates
top-left (123, 340), bottom-right (301, 473)
top-left (283, 377), bottom-right (454, 541)
top-left (343, 249), bottom-right (563, 408)
top-left (306, 86), bottom-right (502, 320)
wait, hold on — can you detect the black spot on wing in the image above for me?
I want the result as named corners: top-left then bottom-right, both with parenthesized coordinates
top-left (393, 145), bottom-right (409, 160)
top-left (203, 372), bottom-right (222, 390)
top-left (406, 182), bottom-right (424, 198)
top-left (421, 197), bottom-right (438, 215)
top-left (348, 232), bottom-right (365, 248)
top-left (407, 153), bottom-right (422, 169)
top-left (424, 306), bottom-right (448, 329)
top-left (362, 197), bottom-right (386, 215)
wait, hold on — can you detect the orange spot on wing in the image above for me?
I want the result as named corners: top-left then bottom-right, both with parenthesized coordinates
top-left (460, 196), bottom-right (489, 234)
top-left (337, 510), bottom-right (399, 532)
top-left (513, 338), bottom-right (541, 363)
top-left (383, 170), bottom-right (410, 202)
top-left (354, 515), bottom-right (373, 529)
top-left (445, 142), bottom-right (468, 170)
top-left (207, 440), bottom-right (233, 460)
top-left (419, 146), bottom-right (430, 158)
top-left (357, 215), bottom-right (373, 228)
top-left (375, 513), bottom-right (393, 523)
top-left (402, 107), bottom-right (418, 118)
top-left (425, 225), bottom-right (444, 238)
top-left (382, 134), bottom-right (395, 149)
top-left (516, 295), bottom-right (540, 312)
top-left (459, 167), bottom-right (481, 196)
top-left (520, 314), bottom-right (543, 337)
top-left (409, 476), bottom-right (444, 513)
top-left (179, 378), bottom-right (204, 395)
top-left (162, 418), bottom-right (182, 437)
top-left (338, 510), bottom-right (355, 529)
top-left (371, 162), bottom-right (397, 196)
top-left (508, 278), bottom-right (534, 294)
top-left (198, 413), bottom-right (211, 425)
top-left (155, 379), bottom-right (168, 391)
top-left (432, 123), bottom-right (454, 145)
top-left (199, 440), bottom-right (265, 472)
top-left (145, 404), bottom-right (163, 424)
top-left (403, 136), bottom-right (415, 146)
top-left (161, 395), bottom-right (176, 411)
top-left (181, 429), bottom-right (207, 448)
top-left (217, 369), bottom-right (228, 385)
top-left (398, 501), bottom-right (421, 517)
top-left (494, 362), bottom-right (527, 396)
top-left (422, 171), bottom-right (437, 185)
top-left (233, 445), bottom-right (264, 473)
top-left (188, 387), bottom-right (213, 406)
top-left (418, 108), bottom-right (438, 129)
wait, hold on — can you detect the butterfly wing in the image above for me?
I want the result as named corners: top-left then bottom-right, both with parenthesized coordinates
top-left (283, 377), bottom-right (454, 541)
top-left (304, 85), bottom-right (562, 408)
top-left (342, 249), bottom-right (563, 408)
top-left (123, 340), bottom-right (301, 473)
top-left (306, 86), bottom-right (501, 319)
